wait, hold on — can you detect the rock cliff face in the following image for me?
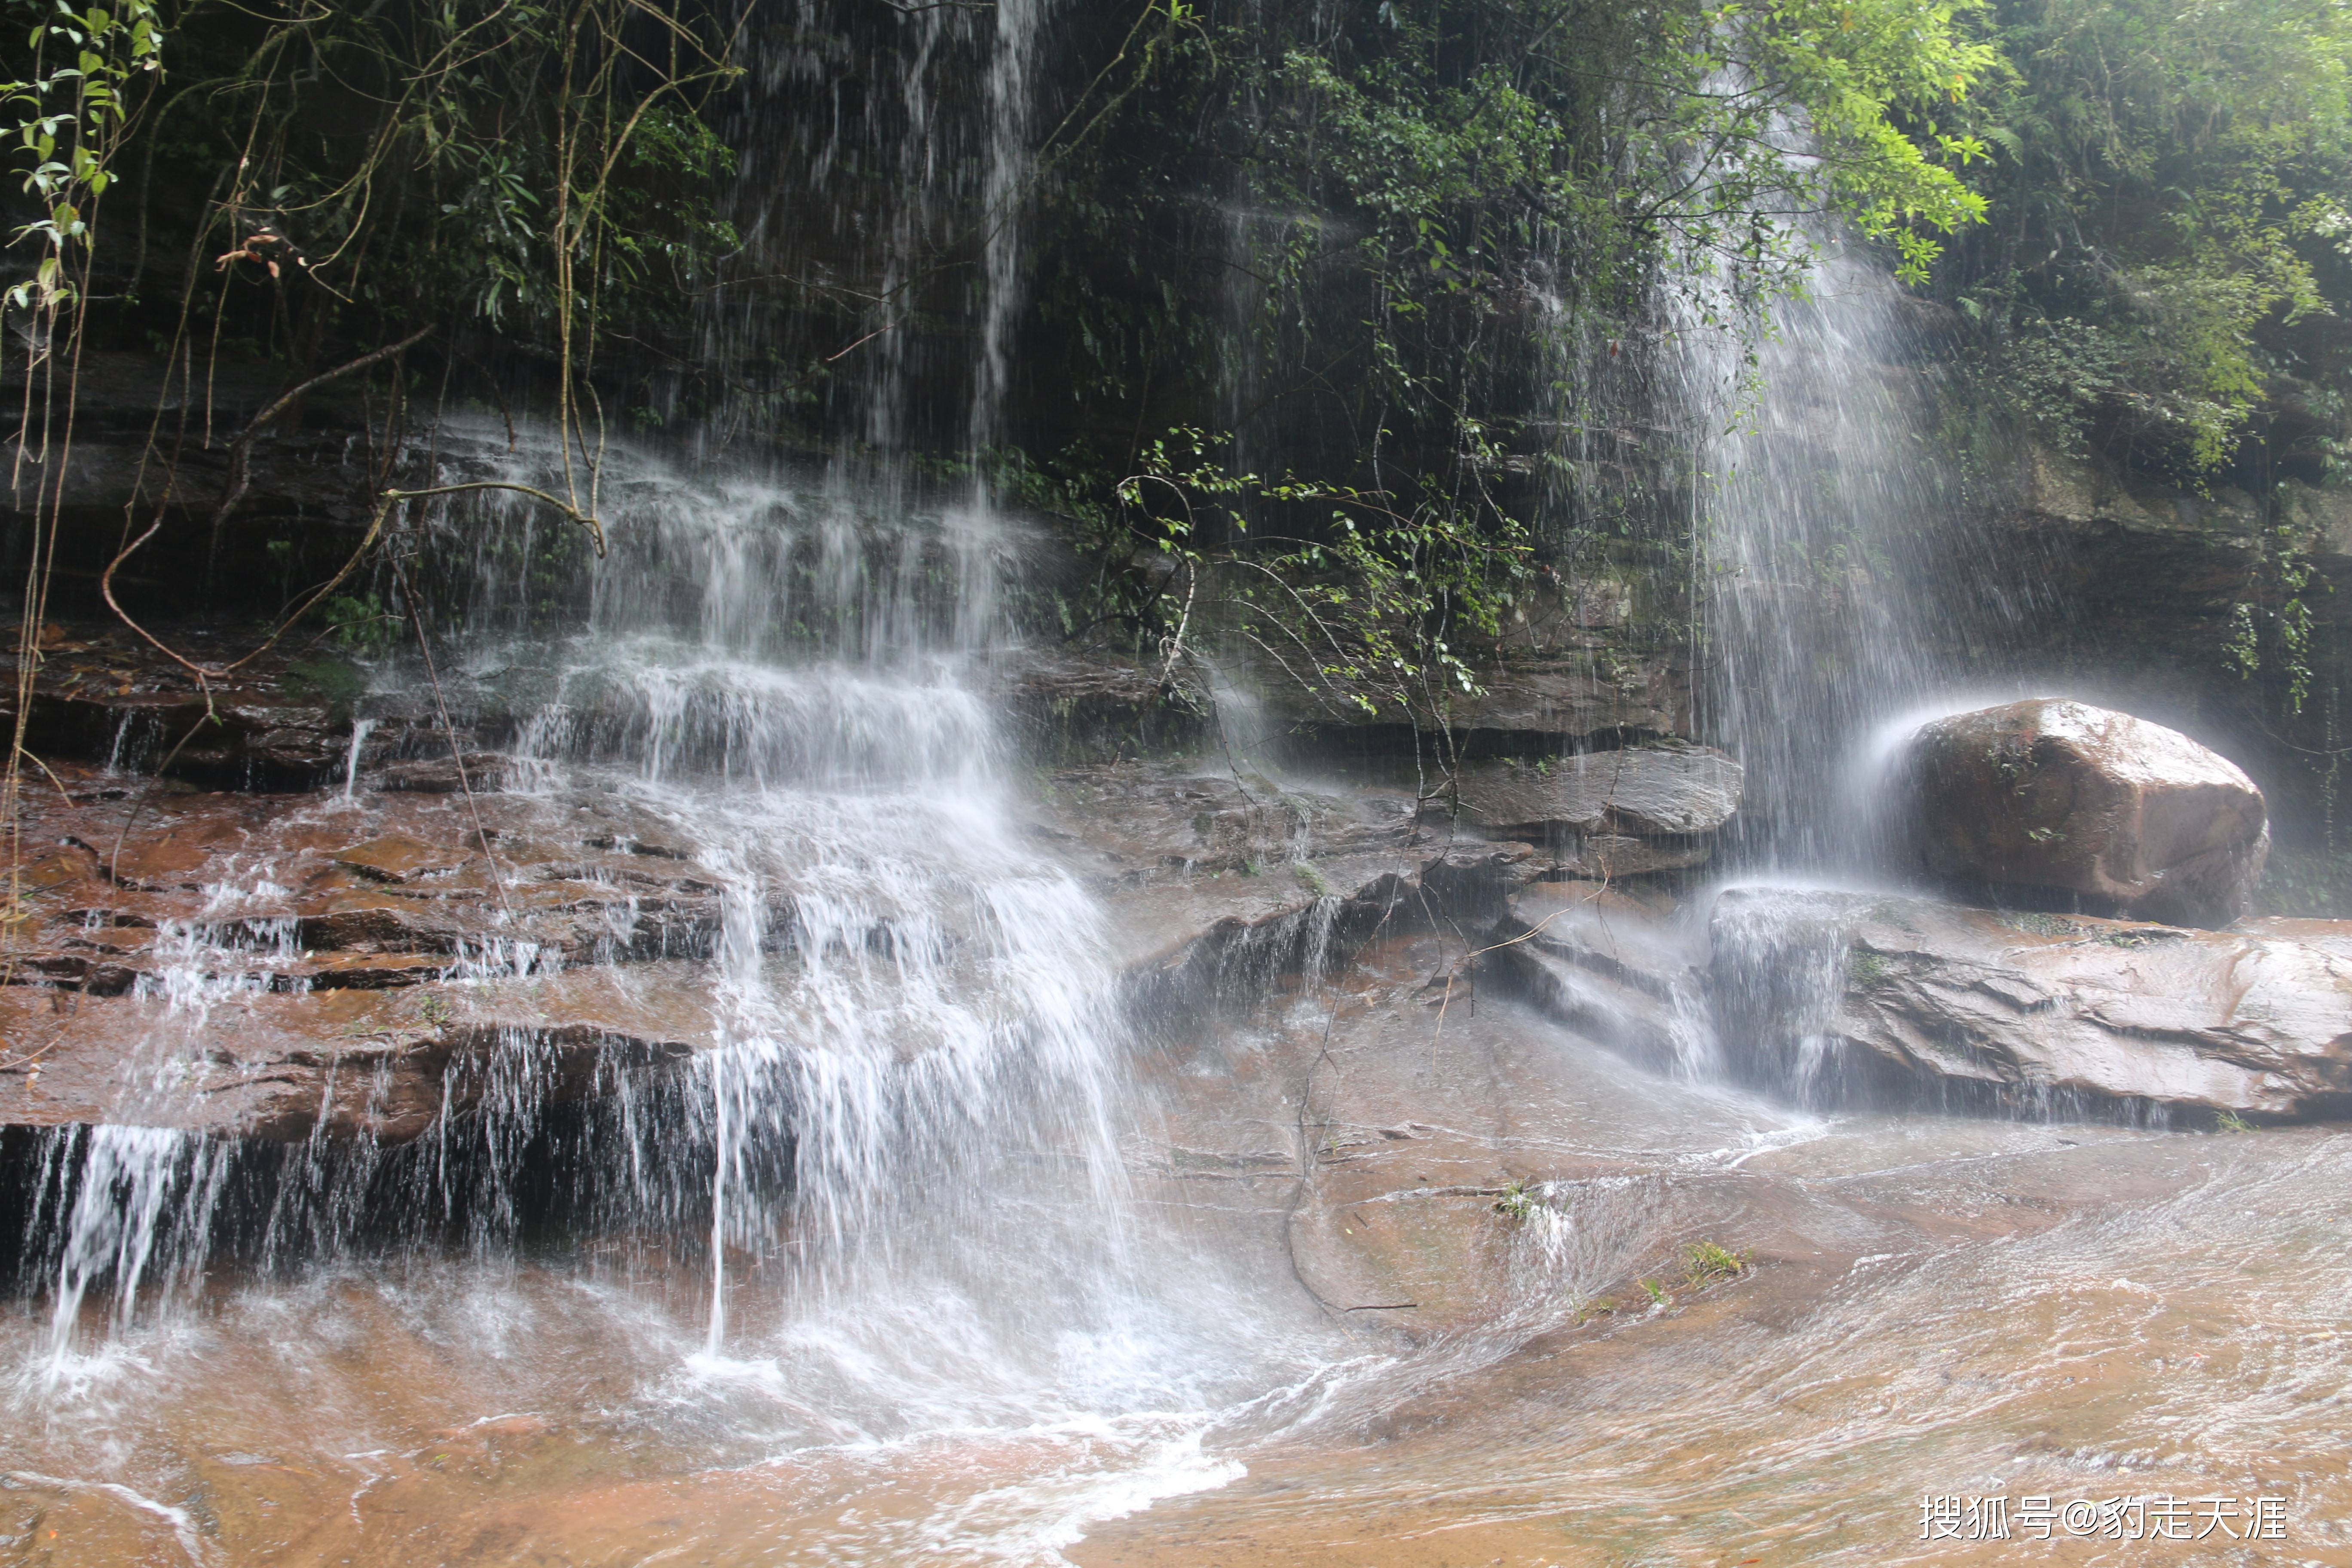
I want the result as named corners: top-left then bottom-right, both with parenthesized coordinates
top-left (3, 621), bottom-right (1671, 1145)
top-left (10, 376), bottom-right (2352, 1184)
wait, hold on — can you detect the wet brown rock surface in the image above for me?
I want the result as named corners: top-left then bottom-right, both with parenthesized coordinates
top-left (1, 741), bottom-right (1488, 1142)
top-left (1452, 740), bottom-right (1742, 838)
top-left (1711, 886), bottom-right (2352, 1118)
top-left (0, 760), bottom-right (732, 1141)
top-left (1487, 877), bottom-right (1701, 1072)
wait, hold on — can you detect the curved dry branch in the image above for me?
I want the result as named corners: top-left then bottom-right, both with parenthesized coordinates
top-left (227, 323), bottom-right (439, 453)
top-left (102, 479), bottom-right (607, 693)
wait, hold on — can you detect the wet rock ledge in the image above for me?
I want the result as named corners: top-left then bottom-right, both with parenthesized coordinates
top-left (0, 609), bottom-right (1743, 1148)
top-left (1710, 890), bottom-right (2352, 1121)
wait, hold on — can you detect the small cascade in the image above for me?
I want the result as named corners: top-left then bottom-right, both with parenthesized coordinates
top-left (1702, 885), bottom-right (1864, 1106)
top-left (339, 716), bottom-right (375, 799)
top-left (25, 1126), bottom-right (230, 1375)
top-left (8, 427), bottom-right (1293, 1455)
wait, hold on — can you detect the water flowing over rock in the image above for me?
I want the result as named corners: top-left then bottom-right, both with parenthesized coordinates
top-left (13, 5), bottom-right (2352, 1553)
top-left (1709, 887), bottom-right (2352, 1119)
top-left (1895, 698), bottom-right (2269, 928)
top-left (1485, 879), bottom-right (1711, 1077)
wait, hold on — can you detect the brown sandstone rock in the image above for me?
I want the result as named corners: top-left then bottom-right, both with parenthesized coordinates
top-left (1486, 879), bottom-right (1703, 1072)
top-left (1898, 698), bottom-right (2267, 928)
top-left (1452, 742), bottom-right (1743, 838)
top-left (1709, 888), bottom-right (2352, 1119)
top-left (1245, 643), bottom-right (1690, 743)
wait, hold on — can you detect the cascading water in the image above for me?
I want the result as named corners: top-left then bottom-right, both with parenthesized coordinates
top-left (1669, 236), bottom-right (1978, 871)
top-left (11, 6), bottom-right (1338, 1538)
top-left (1655, 222), bottom-right (2072, 1110)
top-left (7, 436), bottom-right (1363, 1543)
top-left (472, 461), bottom-right (1131, 1373)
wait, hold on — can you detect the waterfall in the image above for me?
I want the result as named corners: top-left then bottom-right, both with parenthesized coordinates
top-left (694, 0), bottom-right (1053, 461)
top-left (1666, 237), bottom-right (1970, 870)
top-left (521, 450), bottom-right (1126, 1364)
top-left (6, 0), bottom-right (1249, 1446)
top-left (8, 429), bottom-right (1209, 1431)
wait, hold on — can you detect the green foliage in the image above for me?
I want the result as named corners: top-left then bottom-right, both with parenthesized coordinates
top-left (2219, 524), bottom-right (2327, 715)
top-left (1019, 0), bottom-right (2002, 671)
top-left (1076, 426), bottom-right (1532, 724)
top-left (282, 655), bottom-right (367, 714)
top-left (1681, 1238), bottom-right (1750, 1287)
top-left (1252, 0), bottom-right (1994, 316)
top-left (2223, 601), bottom-right (2261, 680)
top-left (1845, 947), bottom-right (1891, 984)
top-left (1949, 0), bottom-right (2352, 476)
top-left (2, 0), bottom-right (163, 312)
top-left (2000, 910), bottom-right (2084, 937)
top-left (319, 593), bottom-right (395, 655)
top-left (3, 0), bottom-right (745, 439)
top-left (1492, 1178), bottom-right (1539, 1220)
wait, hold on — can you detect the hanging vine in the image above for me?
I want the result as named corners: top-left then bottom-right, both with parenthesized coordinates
top-left (3, 0), bottom-right (163, 934)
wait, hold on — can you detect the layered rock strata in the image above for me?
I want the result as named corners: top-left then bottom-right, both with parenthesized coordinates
top-left (1709, 888), bottom-right (2352, 1121)
top-left (1446, 741), bottom-right (1742, 876)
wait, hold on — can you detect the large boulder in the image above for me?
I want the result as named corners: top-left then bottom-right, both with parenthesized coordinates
top-left (1709, 888), bottom-right (2352, 1120)
top-left (1897, 699), bottom-right (2267, 928)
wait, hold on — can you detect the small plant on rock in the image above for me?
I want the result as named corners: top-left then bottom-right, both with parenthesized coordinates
top-left (1682, 1239), bottom-right (1751, 1288)
top-left (2002, 911), bottom-right (2082, 938)
top-left (1846, 948), bottom-right (1891, 984)
top-left (1492, 1179), bottom-right (1537, 1222)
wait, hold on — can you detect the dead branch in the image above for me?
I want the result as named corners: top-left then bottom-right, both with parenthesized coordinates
top-left (104, 480), bottom-right (608, 696)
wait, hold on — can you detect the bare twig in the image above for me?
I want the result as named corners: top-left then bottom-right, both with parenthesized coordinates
top-left (391, 554), bottom-right (515, 928)
top-left (224, 323), bottom-right (438, 455)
